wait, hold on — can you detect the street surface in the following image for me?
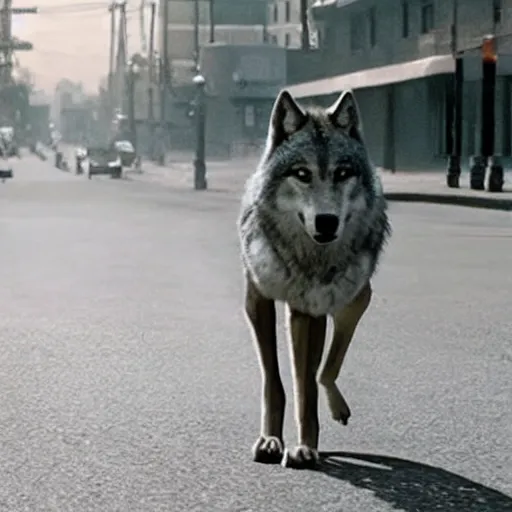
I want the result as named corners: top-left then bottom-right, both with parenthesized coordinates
top-left (1, 155), bottom-right (511, 511)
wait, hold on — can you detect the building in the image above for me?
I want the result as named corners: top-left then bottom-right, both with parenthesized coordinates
top-left (156, 0), bottom-right (270, 152)
top-left (52, 79), bottom-right (86, 131)
top-left (159, 0), bottom-right (268, 82)
top-left (284, 0), bottom-right (511, 171)
top-left (199, 43), bottom-right (286, 157)
top-left (267, 0), bottom-right (318, 48)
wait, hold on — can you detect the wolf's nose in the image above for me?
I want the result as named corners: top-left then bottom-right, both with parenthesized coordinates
top-left (315, 214), bottom-right (339, 235)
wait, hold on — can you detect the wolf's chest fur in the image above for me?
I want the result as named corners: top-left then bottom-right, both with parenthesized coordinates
top-left (241, 224), bottom-right (372, 317)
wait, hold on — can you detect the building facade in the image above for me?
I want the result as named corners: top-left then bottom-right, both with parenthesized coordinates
top-left (285, 0), bottom-right (512, 171)
top-left (266, 0), bottom-right (318, 48)
top-left (157, 0), bottom-right (269, 151)
top-left (199, 43), bottom-right (287, 157)
top-left (159, 0), bottom-right (268, 81)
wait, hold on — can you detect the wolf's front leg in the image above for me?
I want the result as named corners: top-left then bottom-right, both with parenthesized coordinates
top-left (282, 309), bottom-right (327, 469)
top-left (244, 276), bottom-right (286, 464)
top-left (319, 283), bottom-right (372, 425)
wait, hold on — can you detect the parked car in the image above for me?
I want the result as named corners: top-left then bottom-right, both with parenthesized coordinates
top-left (87, 147), bottom-right (122, 179)
top-left (0, 158), bottom-right (13, 182)
top-left (0, 126), bottom-right (19, 157)
top-left (113, 140), bottom-right (136, 167)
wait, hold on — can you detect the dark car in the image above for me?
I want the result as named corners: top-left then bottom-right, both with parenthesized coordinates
top-left (0, 157), bottom-right (13, 182)
top-left (113, 140), bottom-right (136, 167)
top-left (87, 147), bottom-right (122, 179)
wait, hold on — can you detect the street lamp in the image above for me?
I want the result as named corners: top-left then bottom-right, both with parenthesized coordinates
top-left (193, 72), bottom-right (207, 190)
top-left (469, 34), bottom-right (503, 191)
top-left (127, 60), bottom-right (141, 162)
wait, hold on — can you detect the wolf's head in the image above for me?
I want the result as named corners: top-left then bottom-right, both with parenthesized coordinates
top-left (256, 89), bottom-right (376, 246)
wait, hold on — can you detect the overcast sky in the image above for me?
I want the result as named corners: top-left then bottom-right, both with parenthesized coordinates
top-left (14, 0), bottom-right (144, 93)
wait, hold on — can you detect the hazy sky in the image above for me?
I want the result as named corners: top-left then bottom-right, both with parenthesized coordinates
top-left (14, 0), bottom-right (144, 93)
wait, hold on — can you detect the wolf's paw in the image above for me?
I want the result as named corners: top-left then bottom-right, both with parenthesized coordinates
top-left (327, 387), bottom-right (351, 425)
top-left (281, 445), bottom-right (319, 470)
top-left (252, 435), bottom-right (285, 464)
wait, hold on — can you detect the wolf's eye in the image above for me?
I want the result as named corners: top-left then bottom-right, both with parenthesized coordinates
top-left (333, 165), bottom-right (355, 183)
top-left (291, 167), bottom-right (312, 183)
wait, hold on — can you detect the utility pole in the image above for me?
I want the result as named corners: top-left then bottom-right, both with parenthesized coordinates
top-left (486, 5), bottom-right (503, 192)
top-left (0, 4), bottom-right (36, 126)
top-left (148, 0), bottom-right (156, 159)
top-left (159, 0), bottom-right (169, 164)
top-left (446, 0), bottom-right (462, 188)
top-left (300, 0), bottom-right (310, 51)
top-left (209, 0), bottom-right (214, 43)
top-left (108, 2), bottom-right (116, 107)
top-left (469, 36), bottom-right (500, 191)
top-left (193, 0), bottom-right (200, 70)
top-left (1, 0), bottom-right (13, 84)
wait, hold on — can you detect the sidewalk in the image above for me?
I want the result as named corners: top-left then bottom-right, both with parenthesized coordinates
top-left (126, 158), bottom-right (512, 211)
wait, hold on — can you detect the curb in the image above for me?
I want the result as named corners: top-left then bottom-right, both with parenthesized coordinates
top-left (125, 169), bottom-right (512, 211)
top-left (384, 192), bottom-right (512, 211)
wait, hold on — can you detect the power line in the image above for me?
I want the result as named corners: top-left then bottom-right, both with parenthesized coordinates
top-left (37, 6), bottom-right (137, 16)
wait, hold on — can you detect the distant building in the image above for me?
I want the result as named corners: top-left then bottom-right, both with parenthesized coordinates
top-left (53, 80), bottom-right (86, 131)
top-left (156, 0), bottom-right (270, 152)
top-left (159, 0), bottom-right (268, 86)
top-left (283, 0), bottom-right (512, 171)
top-left (267, 0), bottom-right (318, 48)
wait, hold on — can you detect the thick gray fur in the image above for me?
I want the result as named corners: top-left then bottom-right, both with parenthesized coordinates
top-left (238, 89), bottom-right (391, 317)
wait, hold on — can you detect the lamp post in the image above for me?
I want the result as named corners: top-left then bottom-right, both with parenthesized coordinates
top-left (193, 73), bottom-right (207, 190)
top-left (127, 60), bottom-right (140, 160)
top-left (446, 0), bottom-right (463, 188)
top-left (469, 35), bottom-right (503, 191)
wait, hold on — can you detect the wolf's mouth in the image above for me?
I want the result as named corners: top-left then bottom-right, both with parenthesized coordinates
top-left (313, 233), bottom-right (337, 245)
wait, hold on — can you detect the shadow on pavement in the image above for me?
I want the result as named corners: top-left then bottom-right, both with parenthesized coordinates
top-left (317, 451), bottom-right (512, 512)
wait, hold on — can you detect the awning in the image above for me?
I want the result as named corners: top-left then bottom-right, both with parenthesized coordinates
top-left (286, 54), bottom-right (455, 99)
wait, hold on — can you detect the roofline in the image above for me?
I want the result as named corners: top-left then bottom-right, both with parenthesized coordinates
top-left (285, 54), bottom-right (455, 98)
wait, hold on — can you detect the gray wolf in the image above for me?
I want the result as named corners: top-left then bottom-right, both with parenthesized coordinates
top-left (237, 89), bottom-right (391, 469)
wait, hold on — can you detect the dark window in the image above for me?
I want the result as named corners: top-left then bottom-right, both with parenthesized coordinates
top-left (285, 1), bottom-right (290, 22)
top-left (350, 12), bottom-right (365, 52)
top-left (494, 0), bottom-right (502, 24)
top-left (421, 0), bottom-right (434, 34)
top-left (401, 0), bottom-right (409, 38)
top-left (368, 6), bottom-right (376, 47)
top-left (273, 3), bottom-right (278, 23)
top-left (285, 33), bottom-right (291, 46)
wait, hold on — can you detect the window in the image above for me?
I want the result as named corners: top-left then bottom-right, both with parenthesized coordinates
top-left (401, 0), bottom-right (409, 38)
top-left (420, 0), bottom-right (434, 34)
top-left (244, 105), bottom-right (255, 128)
top-left (284, 33), bottom-right (291, 46)
top-left (285, 1), bottom-right (290, 23)
top-left (273, 3), bottom-right (278, 23)
top-left (350, 12), bottom-right (365, 52)
top-left (368, 6), bottom-right (376, 47)
top-left (494, 0), bottom-right (502, 25)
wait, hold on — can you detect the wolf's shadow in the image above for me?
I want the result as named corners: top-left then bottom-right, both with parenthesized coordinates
top-left (317, 451), bottom-right (512, 512)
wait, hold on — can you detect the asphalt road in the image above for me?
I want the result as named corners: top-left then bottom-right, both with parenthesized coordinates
top-left (1, 155), bottom-right (511, 512)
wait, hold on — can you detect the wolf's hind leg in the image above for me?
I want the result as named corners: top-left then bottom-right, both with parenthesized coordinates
top-left (244, 276), bottom-right (285, 464)
top-left (282, 309), bottom-right (326, 469)
top-left (319, 283), bottom-right (372, 425)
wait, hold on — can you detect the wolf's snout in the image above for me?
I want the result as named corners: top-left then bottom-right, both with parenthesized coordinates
top-left (315, 214), bottom-right (339, 235)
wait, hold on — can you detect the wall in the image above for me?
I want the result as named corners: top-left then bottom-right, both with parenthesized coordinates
top-left (199, 43), bottom-right (287, 157)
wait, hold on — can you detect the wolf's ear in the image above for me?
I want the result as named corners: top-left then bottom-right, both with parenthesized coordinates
top-left (327, 90), bottom-right (363, 141)
top-left (269, 90), bottom-right (307, 146)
